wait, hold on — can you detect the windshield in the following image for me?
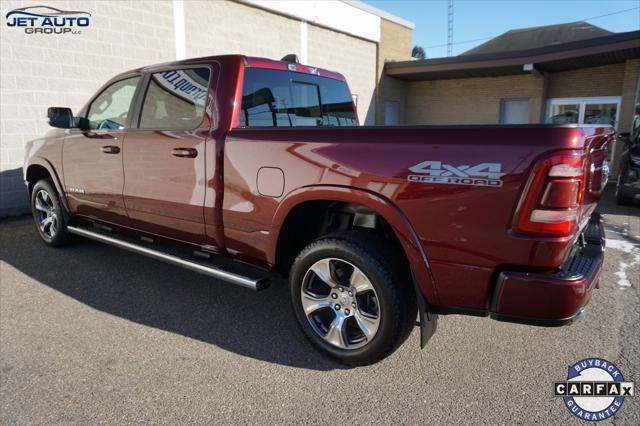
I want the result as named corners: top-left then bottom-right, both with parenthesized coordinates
top-left (240, 68), bottom-right (357, 127)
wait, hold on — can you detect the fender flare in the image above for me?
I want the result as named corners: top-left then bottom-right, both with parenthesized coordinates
top-left (24, 157), bottom-right (70, 213)
top-left (268, 184), bottom-right (439, 306)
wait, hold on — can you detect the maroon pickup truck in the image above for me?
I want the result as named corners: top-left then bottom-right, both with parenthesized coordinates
top-left (24, 54), bottom-right (612, 365)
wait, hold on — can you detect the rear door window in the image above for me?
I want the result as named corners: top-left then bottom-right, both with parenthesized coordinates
top-left (138, 67), bottom-right (210, 130)
top-left (240, 68), bottom-right (356, 127)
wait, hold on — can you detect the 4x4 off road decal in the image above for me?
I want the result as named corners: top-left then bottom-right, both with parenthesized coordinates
top-left (408, 161), bottom-right (505, 187)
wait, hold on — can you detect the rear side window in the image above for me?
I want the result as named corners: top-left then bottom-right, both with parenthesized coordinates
top-left (138, 68), bottom-right (210, 130)
top-left (240, 68), bottom-right (356, 127)
top-left (241, 70), bottom-right (293, 127)
top-left (318, 78), bottom-right (358, 126)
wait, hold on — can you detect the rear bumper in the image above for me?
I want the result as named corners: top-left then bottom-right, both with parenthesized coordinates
top-left (490, 212), bottom-right (605, 326)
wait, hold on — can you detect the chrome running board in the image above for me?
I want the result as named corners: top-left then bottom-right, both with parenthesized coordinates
top-left (67, 225), bottom-right (268, 291)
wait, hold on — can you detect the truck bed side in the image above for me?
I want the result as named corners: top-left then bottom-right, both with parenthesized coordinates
top-left (222, 125), bottom-right (613, 310)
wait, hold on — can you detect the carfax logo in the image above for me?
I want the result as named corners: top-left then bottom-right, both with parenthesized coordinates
top-left (407, 160), bottom-right (505, 187)
top-left (555, 358), bottom-right (635, 421)
top-left (5, 5), bottom-right (91, 35)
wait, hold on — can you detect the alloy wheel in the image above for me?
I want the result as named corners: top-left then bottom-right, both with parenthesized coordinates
top-left (300, 258), bottom-right (381, 350)
top-left (34, 189), bottom-right (58, 239)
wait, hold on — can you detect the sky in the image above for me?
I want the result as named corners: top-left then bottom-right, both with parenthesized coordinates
top-left (363, 0), bottom-right (640, 58)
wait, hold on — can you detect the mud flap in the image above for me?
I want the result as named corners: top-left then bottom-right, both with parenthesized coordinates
top-left (418, 305), bottom-right (438, 348)
top-left (412, 273), bottom-right (438, 348)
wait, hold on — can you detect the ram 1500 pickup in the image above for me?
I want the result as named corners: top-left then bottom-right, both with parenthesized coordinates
top-left (24, 54), bottom-right (612, 365)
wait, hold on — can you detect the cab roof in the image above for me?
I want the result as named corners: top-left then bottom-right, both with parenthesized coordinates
top-left (119, 54), bottom-right (347, 82)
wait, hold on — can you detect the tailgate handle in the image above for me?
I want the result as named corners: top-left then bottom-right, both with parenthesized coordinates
top-left (172, 148), bottom-right (198, 158)
top-left (101, 145), bottom-right (120, 154)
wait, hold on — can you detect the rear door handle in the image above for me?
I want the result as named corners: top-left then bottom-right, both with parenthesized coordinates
top-left (101, 145), bottom-right (120, 154)
top-left (172, 148), bottom-right (198, 158)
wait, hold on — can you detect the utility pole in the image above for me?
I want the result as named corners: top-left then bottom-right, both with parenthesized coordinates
top-left (447, 0), bottom-right (454, 57)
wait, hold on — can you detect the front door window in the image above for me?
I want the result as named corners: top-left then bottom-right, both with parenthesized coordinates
top-left (87, 76), bottom-right (140, 130)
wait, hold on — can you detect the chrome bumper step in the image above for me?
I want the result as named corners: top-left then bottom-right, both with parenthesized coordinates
top-left (67, 225), bottom-right (268, 291)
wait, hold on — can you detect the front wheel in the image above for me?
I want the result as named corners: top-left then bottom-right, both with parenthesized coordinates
top-left (30, 179), bottom-right (71, 247)
top-left (289, 231), bottom-right (416, 366)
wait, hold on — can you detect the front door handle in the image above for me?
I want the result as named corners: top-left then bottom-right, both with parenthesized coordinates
top-left (101, 145), bottom-right (120, 154)
top-left (172, 148), bottom-right (198, 158)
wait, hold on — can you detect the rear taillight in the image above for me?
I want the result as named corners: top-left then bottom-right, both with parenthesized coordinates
top-left (513, 152), bottom-right (586, 237)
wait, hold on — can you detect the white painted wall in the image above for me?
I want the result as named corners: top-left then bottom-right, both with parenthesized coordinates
top-left (242, 0), bottom-right (381, 42)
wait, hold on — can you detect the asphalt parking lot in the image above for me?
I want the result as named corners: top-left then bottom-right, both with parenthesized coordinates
top-left (1, 186), bottom-right (638, 424)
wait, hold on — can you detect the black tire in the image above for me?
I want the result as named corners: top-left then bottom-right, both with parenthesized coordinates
top-left (30, 178), bottom-right (71, 247)
top-left (289, 230), bottom-right (417, 366)
top-left (615, 173), bottom-right (634, 205)
top-left (615, 188), bottom-right (633, 206)
top-left (616, 192), bottom-right (633, 205)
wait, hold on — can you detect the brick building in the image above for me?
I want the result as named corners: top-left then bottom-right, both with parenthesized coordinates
top-left (381, 22), bottom-right (640, 174)
top-left (0, 0), bottom-right (413, 216)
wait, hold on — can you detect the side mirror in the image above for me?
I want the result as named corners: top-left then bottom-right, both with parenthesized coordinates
top-left (47, 107), bottom-right (75, 129)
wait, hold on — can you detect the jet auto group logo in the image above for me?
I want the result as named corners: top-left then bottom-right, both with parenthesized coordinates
top-left (5, 5), bottom-right (91, 35)
top-left (555, 358), bottom-right (635, 421)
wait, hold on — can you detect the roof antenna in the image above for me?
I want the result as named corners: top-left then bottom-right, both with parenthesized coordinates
top-left (447, 0), bottom-right (454, 57)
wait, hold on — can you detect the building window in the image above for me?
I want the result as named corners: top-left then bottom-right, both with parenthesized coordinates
top-left (545, 96), bottom-right (621, 128)
top-left (500, 98), bottom-right (530, 124)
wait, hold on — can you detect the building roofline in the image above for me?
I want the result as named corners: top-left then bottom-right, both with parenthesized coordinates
top-left (386, 30), bottom-right (640, 80)
top-left (460, 21), bottom-right (613, 56)
top-left (342, 1), bottom-right (415, 29)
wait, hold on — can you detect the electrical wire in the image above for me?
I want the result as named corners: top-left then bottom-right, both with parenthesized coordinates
top-left (423, 6), bottom-right (640, 49)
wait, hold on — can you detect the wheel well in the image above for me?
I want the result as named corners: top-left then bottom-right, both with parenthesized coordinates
top-left (276, 201), bottom-right (408, 276)
top-left (26, 165), bottom-right (51, 195)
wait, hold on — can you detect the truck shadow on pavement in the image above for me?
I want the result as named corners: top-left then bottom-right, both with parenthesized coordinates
top-left (0, 217), bottom-right (345, 371)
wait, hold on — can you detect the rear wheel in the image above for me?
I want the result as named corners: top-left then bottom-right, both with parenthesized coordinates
top-left (290, 231), bottom-right (416, 366)
top-left (31, 179), bottom-right (71, 247)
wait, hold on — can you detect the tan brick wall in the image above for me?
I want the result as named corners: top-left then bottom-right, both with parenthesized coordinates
top-left (378, 19), bottom-right (412, 68)
top-left (405, 73), bottom-right (545, 124)
top-left (546, 63), bottom-right (626, 98)
top-left (375, 19), bottom-right (411, 124)
top-left (306, 24), bottom-right (377, 124)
